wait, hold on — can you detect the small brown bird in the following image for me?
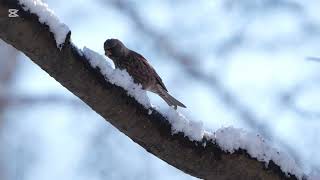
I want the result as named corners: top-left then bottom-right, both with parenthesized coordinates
top-left (104, 39), bottom-right (186, 109)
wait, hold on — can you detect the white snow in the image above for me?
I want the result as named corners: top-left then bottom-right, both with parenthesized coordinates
top-left (213, 127), bottom-right (304, 178)
top-left (82, 47), bottom-right (307, 179)
top-left (165, 108), bottom-right (204, 141)
top-left (18, 0), bottom-right (70, 48)
top-left (83, 47), bottom-right (151, 108)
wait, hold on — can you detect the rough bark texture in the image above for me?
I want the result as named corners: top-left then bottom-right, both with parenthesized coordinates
top-left (0, 1), bottom-right (300, 179)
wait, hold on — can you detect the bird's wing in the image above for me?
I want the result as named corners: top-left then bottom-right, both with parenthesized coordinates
top-left (131, 51), bottom-right (168, 92)
top-left (150, 65), bottom-right (168, 92)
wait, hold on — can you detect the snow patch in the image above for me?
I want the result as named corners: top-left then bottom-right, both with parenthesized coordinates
top-left (213, 127), bottom-right (304, 178)
top-left (165, 109), bottom-right (204, 141)
top-left (83, 47), bottom-right (151, 107)
top-left (18, 0), bottom-right (70, 48)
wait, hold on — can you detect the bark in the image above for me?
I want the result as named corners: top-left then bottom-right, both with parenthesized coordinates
top-left (0, 1), bottom-right (299, 179)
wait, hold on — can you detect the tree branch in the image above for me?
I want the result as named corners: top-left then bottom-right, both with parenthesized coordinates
top-left (0, 1), bottom-right (299, 179)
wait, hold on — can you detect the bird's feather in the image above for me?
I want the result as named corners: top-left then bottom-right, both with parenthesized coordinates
top-left (129, 50), bottom-right (168, 92)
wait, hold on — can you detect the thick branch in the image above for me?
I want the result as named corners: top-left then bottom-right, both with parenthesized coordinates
top-left (0, 1), bottom-right (299, 179)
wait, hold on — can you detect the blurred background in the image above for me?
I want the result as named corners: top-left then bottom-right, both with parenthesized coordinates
top-left (1, 0), bottom-right (320, 179)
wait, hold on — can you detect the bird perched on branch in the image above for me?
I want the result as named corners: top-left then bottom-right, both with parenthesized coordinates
top-left (104, 39), bottom-right (186, 109)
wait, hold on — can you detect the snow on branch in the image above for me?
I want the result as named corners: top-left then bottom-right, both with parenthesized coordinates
top-left (18, 0), bottom-right (69, 48)
top-left (83, 47), bottom-right (151, 108)
top-left (0, 0), bottom-right (314, 179)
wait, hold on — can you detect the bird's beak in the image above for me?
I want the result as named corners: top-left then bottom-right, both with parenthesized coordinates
top-left (105, 50), bottom-right (112, 57)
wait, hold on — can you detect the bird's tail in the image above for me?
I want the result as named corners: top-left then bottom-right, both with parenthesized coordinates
top-left (157, 87), bottom-right (186, 109)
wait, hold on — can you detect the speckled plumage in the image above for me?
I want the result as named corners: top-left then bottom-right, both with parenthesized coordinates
top-left (104, 39), bottom-right (186, 109)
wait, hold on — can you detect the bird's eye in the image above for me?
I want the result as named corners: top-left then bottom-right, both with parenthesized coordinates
top-left (105, 48), bottom-right (112, 56)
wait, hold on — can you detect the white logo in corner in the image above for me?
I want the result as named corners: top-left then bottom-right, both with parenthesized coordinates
top-left (8, 9), bottom-right (19, 18)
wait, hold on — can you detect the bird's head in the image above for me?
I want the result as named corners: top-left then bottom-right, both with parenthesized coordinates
top-left (104, 39), bottom-right (129, 59)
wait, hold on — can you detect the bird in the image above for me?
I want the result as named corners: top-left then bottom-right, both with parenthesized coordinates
top-left (104, 38), bottom-right (186, 109)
